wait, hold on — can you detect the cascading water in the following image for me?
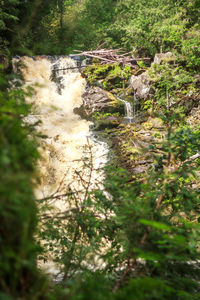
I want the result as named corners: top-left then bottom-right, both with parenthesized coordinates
top-left (116, 91), bottom-right (140, 123)
top-left (13, 56), bottom-right (109, 275)
top-left (124, 100), bottom-right (134, 121)
top-left (116, 95), bottom-right (134, 123)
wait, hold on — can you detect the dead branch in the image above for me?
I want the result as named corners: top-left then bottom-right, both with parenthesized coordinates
top-left (73, 48), bottom-right (150, 65)
top-left (53, 48), bottom-right (151, 72)
top-left (37, 190), bottom-right (82, 203)
top-left (53, 65), bottom-right (86, 71)
top-left (185, 152), bottom-right (200, 163)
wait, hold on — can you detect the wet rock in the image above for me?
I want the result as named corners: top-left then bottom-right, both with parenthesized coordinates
top-left (92, 116), bottom-right (120, 131)
top-left (82, 86), bottom-right (124, 117)
top-left (34, 55), bottom-right (49, 60)
top-left (121, 113), bottom-right (148, 124)
top-left (69, 55), bottom-right (82, 66)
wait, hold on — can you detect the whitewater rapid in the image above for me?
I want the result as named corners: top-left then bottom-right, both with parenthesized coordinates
top-left (15, 56), bottom-right (108, 201)
top-left (13, 56), bottom-right (109, 275)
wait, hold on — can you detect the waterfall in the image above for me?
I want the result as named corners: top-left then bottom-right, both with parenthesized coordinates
top-left (124, 100), bottom-right (134, 120)
top-left (115, 95), bottom-right (134, 123)
top-left (13, 56), bottom-right (109, 275)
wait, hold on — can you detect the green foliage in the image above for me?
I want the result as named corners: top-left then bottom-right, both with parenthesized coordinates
top-left (93, 111), bottom-right (120, 120)
top-left (0, 71), bottom-right (52, 299)
top-left (0, 0), bottom-right (20, 54)
top-left (2, 0), bottom-right (199, 66)
top-left (2, 0), bottom-right (198, 66)
top-left (83, 63), bottom-right (131, 90)
top-left (83, 63), bottom-right (113, 85)
top-left (42, 0), bottom-right (199, 70)
top-left (171, 126), bottom-right (200, 161)
top-left (40, 80), bottom-right (200, 298)
top-left (142, 99), bottom-right (153, 110)
top-left (137, 61), bottom-right (147, 69)
top-left (100, 126), bottom-right (200, 298)
top-left (148, 62), bottom-right (195, 117)
top-left (0, 0), bottom-right (61, 55)
top-left (181, 24), bottom-right (200, 69)
top-left (0, 0), bottom-right (200, 299)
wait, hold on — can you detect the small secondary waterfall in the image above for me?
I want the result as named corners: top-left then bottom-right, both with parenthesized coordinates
top-left (13, 56), bottom-right (109, 274)
top-left (116, 95), bottom-right (135, 123)
top-left (124, 99), bottom-right (134, 121)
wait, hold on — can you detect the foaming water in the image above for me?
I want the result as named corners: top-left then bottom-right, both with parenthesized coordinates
top-left (17, 56), bottom-right (108, 197)
top-left (14, 56), bottom-right (109, 275)
top-left (115, 95), bottom-right (134, 123)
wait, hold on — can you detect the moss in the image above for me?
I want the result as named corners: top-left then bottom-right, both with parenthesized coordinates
top-left (105, 91), bottom-right (124, 112)
top-left (93, 118), bottom-right (120, 131)
top-left (108, 117), bottom-right (167, 174)
top-left (82, 63), bottom-right (132, 91)
top-left (82, 63), bottom-right (113, 85)
top-left (93, 112), bottom-right (120, 121)
top-left (142, 118), bottom-right (164, 130)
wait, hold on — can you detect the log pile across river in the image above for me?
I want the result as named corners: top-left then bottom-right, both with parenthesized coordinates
top-left (74, 48), bottom-right (150, 65)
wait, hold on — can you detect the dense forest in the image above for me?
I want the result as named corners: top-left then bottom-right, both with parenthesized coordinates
top-left (0, 0), bottom-right (200, 299)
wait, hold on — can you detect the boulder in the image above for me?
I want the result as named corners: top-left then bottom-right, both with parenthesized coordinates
top-left (128, 52), bottom-right (176, 100)
top-left (129, 72), bottom-right (150, 100)
top-left (81, 86), bottom-right (124, 117)
top-left (92, 116), bottom-right (120, 131)
top-left (152, 52), bottom-right (176, 65)
top-left (187, 104), bottom-right (200, 128)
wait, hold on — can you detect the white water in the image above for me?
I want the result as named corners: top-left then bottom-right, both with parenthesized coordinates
top-left (14, 56), bottom-right (109, 275)
top-left (124, 100), bottom-right (134, 119)
top-left (116, 95), bottom-right (134, 123)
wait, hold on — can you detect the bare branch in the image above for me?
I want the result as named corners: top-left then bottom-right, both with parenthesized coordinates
top-left (73, 48), bottom-right (150, 65)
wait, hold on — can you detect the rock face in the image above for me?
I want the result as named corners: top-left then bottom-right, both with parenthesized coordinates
top-left (129, 72), bottom-right (151, 100)
top-left (82, 86), bottom-right (124, 116)
top-left (187, 103), bottom-right (200, 128)
top-left (128, 52), bottom-right (176, 100)
top-left (152, 52), bottom-right (175, 65)
top-left (111, 117), bottom-right (165, 174)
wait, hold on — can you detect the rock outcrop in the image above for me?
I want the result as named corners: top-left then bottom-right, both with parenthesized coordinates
top-left (152, 52), bottom-right (176, 65)
top-left (128, 52), bottom-right (176, 101)
top-left (81, 86), bottom-right (124, 117)
top-left (79, 51), bottom-right (200, 176)
top-left (129, 72), bottom-right (151, 100)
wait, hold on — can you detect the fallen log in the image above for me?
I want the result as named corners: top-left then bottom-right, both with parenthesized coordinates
top-left (53, 48), bottom-right (151, 71)
top-left (75, 53), bottom-right (115, 63)
top-left (73, 49), bottom-right (150, 64)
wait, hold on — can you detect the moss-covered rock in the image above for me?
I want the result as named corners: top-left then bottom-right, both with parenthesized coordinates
top-left (82, 86), bottom-right (124, 117)
top-left (108, 116), bottom-right (165, 174)
top-left (81, 54), bottom-right (200, 177)
top-left (92, 116), bottom-right (120, 131)
top-left (82, 63), bottom-right (132, 91)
